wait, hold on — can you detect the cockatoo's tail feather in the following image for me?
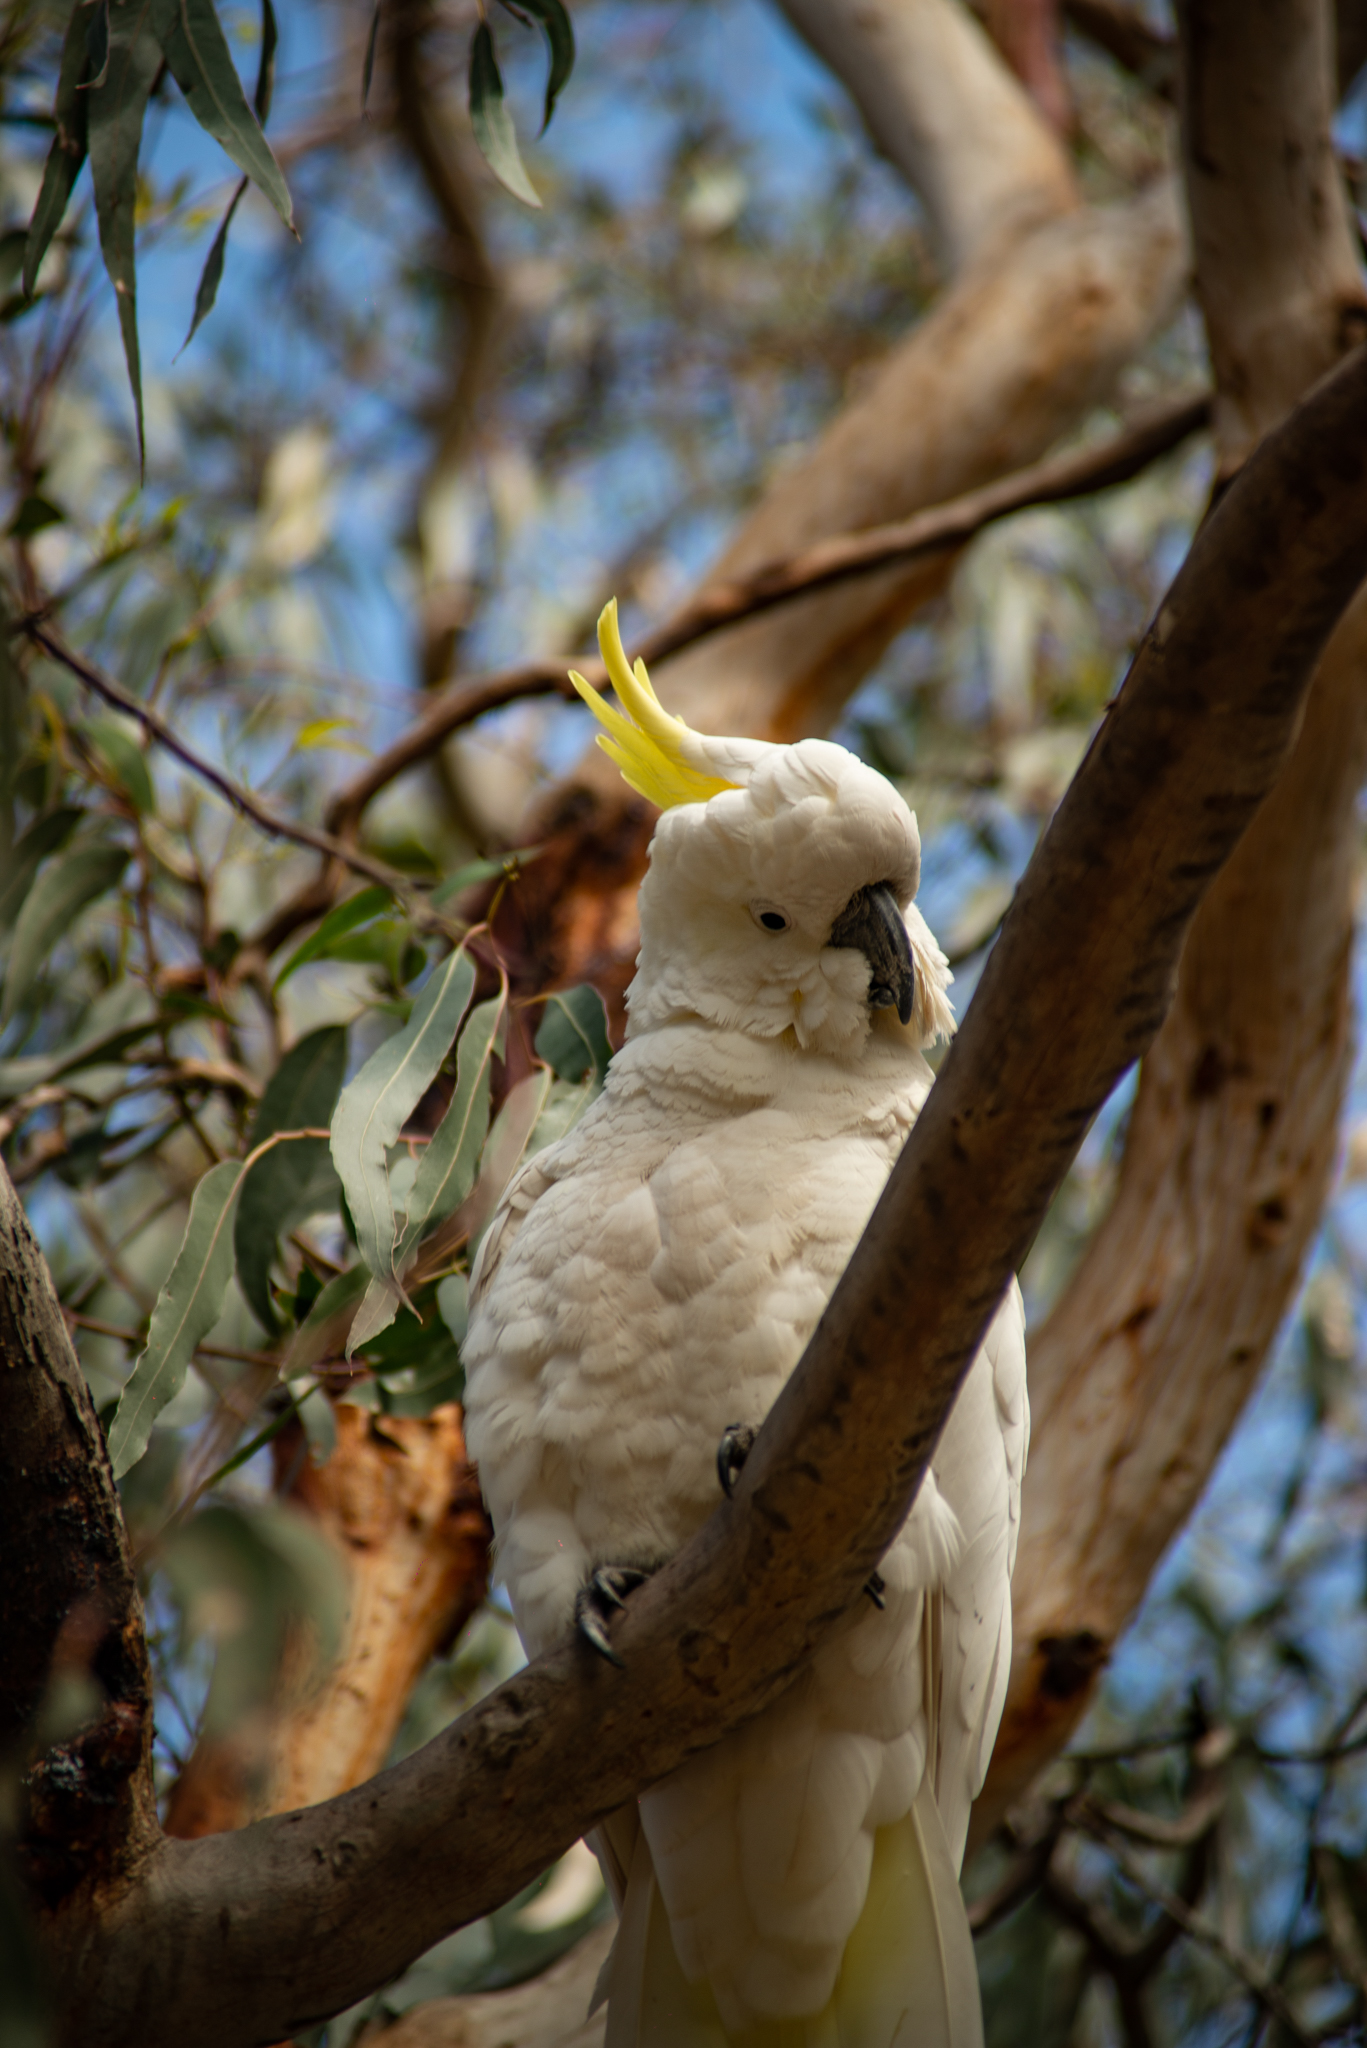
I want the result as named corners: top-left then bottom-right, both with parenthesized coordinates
top-left (570, 599), bottom-right (741, 811)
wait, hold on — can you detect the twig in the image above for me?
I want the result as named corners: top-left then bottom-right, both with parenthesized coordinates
top-left (23, 622), bottom-right (432, 910)
top-left (1077, 1807), bottom-right (1318, 2046)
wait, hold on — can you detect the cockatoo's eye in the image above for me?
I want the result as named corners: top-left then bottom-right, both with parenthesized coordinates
top-left (750, 903), bottom-right (791, 933)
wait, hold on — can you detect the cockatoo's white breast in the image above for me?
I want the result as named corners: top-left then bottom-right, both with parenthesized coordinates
top-left (464, 1021), bottom-right (931, 1659)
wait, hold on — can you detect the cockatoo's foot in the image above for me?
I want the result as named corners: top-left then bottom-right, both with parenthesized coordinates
top-left (575, 1564), bottom-right (653, 1666)
top-left (716, 1422), bottom-right (757, 1498)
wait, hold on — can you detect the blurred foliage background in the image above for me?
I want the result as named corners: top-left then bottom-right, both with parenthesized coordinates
top-left (5, 0), bottom-right (1367, 2042)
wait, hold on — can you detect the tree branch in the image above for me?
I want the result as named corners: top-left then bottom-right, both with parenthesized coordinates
top-left (37, 336), bottom-right (1367, 2048)
top-left (981, 0), bottom-right (1367, 1840)
top-left (322, 389), bottom-right (1211, 841)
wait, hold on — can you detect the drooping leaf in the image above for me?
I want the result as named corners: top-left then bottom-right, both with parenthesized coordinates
top-left (234, 1026), bottom-right (347, 1332)
top-left (436, 1270), bottom-right (468, 1345)
top-left (23, 0), bottom-right (100, 299)
top-left (148, 0), bottom-right (294, 231)
top-left (396, 992), bottom-right (504, 1268)
top-left (0, 808), bottom-right (86, 933)
top-left (284, 1264), bottom-right (369, 1377)
top-left (428, 843), bottom-right (542, 908)
top-left (1, 840), bottom-right (129, 1027)
top-left (8, 492), bottom-right (65, 538)
top-left (534, 983), bottom-right (611, 1087)
top-left (86, 11), bottom-right (161, 463)
top-left (360, 0), bottom-right (381, 112)
top-left (179, 175), bottom-right (245, 354)
top-left (85, 0), bottom-right (111, 88)
top-left (496, 0), bottom-right (575, 132)
top-left (0, 612), bottom-right (26, 858)
top-left (253, 0), bottom-right (278, 123)
top-left (159, 1500), bottom-right (344, 1734)
top-left (84, 715), bottom-right (155, 813)
top-left (468, 21), bottom-right (541, 209)
top-left (107, 1158), bottom-right (245, 1478)
top-left (329, 946), bottom-right (477, 1304)
top-left (273, 884), bottom-right (393, 988)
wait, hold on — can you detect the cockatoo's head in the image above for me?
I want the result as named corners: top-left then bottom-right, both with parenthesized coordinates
top-left (571, 604), bottom-right (955, 1057)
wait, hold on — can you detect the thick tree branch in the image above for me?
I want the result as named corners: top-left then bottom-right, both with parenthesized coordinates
top-left (35, 339), bottom-right (1367, 2048)
top-left (980, 0), bottom-right (1367, 1839)
top-left (0, 1165), bottom-right (157, 1909)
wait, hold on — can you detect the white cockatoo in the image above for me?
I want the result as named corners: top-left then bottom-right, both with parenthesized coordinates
top-left (462, 602), bottom-right (1028, 2048)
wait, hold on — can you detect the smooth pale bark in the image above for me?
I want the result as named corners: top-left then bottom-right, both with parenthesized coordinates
top-left (31, 338), bottom-right (1367, 2048)
top-left (1181, 0), bottom-right (1367, 474)
top-left (978, 0), bottom-right (1367, 1837)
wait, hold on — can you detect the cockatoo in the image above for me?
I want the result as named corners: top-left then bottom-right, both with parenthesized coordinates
top-left (462, 601), bottom-right (1028, 2048)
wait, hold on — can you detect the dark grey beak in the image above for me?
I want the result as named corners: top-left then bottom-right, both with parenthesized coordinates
top-left (828, 882), bottom-right (916, 1026)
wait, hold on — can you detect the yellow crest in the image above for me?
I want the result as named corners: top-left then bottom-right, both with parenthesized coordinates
top-left (570, 601), bottom-right (740, 811)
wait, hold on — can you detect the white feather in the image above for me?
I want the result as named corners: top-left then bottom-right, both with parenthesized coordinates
top-left (463, 733), bottom-right (1027, 2045)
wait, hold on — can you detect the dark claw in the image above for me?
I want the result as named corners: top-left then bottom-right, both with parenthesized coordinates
top-left (864, 1570), bottom-right (886, 1610)
top-left (717, 1422), bottom-right (757, 1499)
top-left (575, 1564), bottom-right (651, 1666)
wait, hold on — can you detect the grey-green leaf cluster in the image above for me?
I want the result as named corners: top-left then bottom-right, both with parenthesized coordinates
top-left (23, 0), bottom-right (291, 461)
top-left (467, 0), bottom-right (576, 208)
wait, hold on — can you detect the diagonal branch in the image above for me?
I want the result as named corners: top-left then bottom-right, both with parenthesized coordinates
top-left (36, 338), bottom-right (1367, 2048)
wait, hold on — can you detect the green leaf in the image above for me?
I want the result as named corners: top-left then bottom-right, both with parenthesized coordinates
top-left (497, 0), bottom-right (575, 132)
top-left (149, 0), bottom-right (295, 232)
top-left (179, 175), bottom-right (245, 354)
top-left (253, 0), bottom-right (278, 123)
top-left (284, 1263), bottom-right (369, 1376)
top-left (23, 0), bottom-right (99, 298)
top-left (0, 605), bottom-right (18, 857)
top-left (428, 844), bottom-right (541, 908)
top-left (107, 1158), bottom-right (245, 1478)
top-left (273, 884), bottom-right (394, 989)
top-left (84, 714), bottom-right (155, 812)
top-left (7, 492), bottom-right (64, 538)
top-left (159, 1500), bottom-right (345, 1733)
top-left (86, 11), bottom-right (161, 465)
top-left (1, 840), bottom-right (129, 1027)
top-left (360, 0), bottom-right (381, 112)
top-left (234, 1026), bottom-right (348, 1332)
top-left (329, 947), bottom-right (477, 1308)
top-left (85, 0), bottom-right (111, 88)
top-left (0, 809), bottom-right (86, 933)
top-left (534, 983), bottom-right (611, 1087)
top-left (396, 993), bottom-right (504, 1267)
top-left (468, 21), bottom-right (541, 209)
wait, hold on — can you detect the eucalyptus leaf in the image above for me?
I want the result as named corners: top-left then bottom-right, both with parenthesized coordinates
top-left (534, 983), bottom-right (611, 1088)
top-left (180, 176), bottom-right (245, 354)
top-left (86, 10), bottom-right (161, 462)
top-left (396, 993), bottom-right (504, 1268)
top-left (429, 844), bottom-right (541, 908)
top-left (469, 21), bottom-right (541, 209)
top-left (149, 0), bottom-right (294, 231)
top-left (0, 807), bottom-right (84, 933)
top-left (497, 0), bottom-right (575, 131)
top-left (253, 0), bottom-right (278, 123)
top-left (85, 715), bottom-right (155, 813)
top-left (107, 1158), bottom-right (245, 1478)
top-left (23, 0), bottom-right (99, 298)
top-left (361, 0), bottom-right (381, 111)
top-left (235, 1027), bottom-right (348, 1332)
top-left (329, 947), bottom-right (476, 1294)
top-left (285, 1264), bottom-right (369, 1377)
top-left (274, 884), bottom-right (393, 988)
top-left (1, 840), bottom-right (129, 1027)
